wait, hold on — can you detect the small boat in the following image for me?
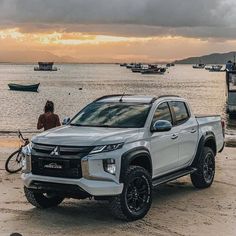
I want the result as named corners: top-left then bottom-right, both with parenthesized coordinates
top-left (131, 67), bottom-right (142, 73)
top-left (141, 67), bottom-right (166, 74)
top-left (120, 63), bottom-right (126, 67)
top-left (209, 65), bottom-right (223, 72)
top-left (166, 63), bottom-right (175, 67)
top-left (8, 83), bottom-right (40, 92)
top-left (205, 65), bottom-right (212, 70)
top-left (131, 64), bottom-right (149, 73)
top-left (192, 63), bottom-right (205, 69)
top-left (126, 63), bottom-right (135, 69)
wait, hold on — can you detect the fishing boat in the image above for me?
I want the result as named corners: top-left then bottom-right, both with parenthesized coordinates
top-left (8, 83), bottom-right (40, 92)
top-left (34, 62), bottom-right (57, 71)
top-left (141, 67), bottom-right (166, 74)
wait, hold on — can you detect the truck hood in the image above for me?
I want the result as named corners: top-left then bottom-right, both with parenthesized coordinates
top-left (32, 125), bottom-right (143, 146)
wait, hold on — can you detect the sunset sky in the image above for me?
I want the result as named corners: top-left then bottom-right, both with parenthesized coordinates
top-left (1, 0), bottom-right (236, 62)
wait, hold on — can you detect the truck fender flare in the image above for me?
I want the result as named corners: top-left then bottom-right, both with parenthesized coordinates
top-left (120, 147), bottom-right (152, 182)
top-left (191, 131), bottom-right (216, 167)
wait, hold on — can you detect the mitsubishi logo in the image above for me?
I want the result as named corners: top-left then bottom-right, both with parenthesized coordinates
top-left (50, 146), bottom-right (60, 156)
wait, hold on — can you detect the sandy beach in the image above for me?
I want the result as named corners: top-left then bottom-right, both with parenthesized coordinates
top-left (0, 137), bottom-right (235, 236)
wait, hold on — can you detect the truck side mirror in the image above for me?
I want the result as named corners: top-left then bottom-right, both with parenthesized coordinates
top-left (151, 120), bottom-right (172, 132)
top-left (62, 117), bottom-right (71, 125)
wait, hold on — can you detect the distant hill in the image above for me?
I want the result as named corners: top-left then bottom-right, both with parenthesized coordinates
top-left (0, 50), bottom-right (77, 63)
top-left (175, 51), bottom-right (236, 64)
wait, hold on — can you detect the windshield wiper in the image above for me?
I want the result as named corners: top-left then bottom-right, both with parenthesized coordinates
top-left (70, 124), bottom-right (114, 128)
top-left (70, 123), bottom-right (84, 127)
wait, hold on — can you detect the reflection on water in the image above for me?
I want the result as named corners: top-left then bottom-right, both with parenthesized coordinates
top-left (0, 64), bottom-right (234, 135)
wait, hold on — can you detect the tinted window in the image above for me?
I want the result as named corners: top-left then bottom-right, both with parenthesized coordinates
top-left (152, 102), bottom-right (172, 125)
top-left (70, 102), bottom-right (151, 128)
top-left (171, 101), bottom-right (189, 124)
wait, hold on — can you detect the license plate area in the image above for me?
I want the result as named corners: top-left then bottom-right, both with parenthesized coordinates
top-left (32, 156), bottom-right (82, 178)
top-left (39, 159), bottom-right (69, 171)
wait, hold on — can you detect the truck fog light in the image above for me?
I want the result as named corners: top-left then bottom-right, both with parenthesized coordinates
top-left (103, 159), bottom-right (116, 175)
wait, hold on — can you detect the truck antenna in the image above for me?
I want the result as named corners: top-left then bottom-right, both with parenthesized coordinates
top-left (119, 92), bottom-right (125, 102)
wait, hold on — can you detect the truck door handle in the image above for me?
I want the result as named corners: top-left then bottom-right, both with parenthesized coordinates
top-left (190, 129), bottom-right (197, 133)
top-left (171, 134), bottom-right (178, 140)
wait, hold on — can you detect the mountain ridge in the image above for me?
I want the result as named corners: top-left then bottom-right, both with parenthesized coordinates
top-left (175, 51), bottom-right (236, 64)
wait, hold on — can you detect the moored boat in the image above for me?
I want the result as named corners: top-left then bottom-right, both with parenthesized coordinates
top-left (131, 64), bottom-right (149, 73)
top-left (34, 62), bottom-right (57, 71)
top-left (120, 63), bottom-right (127, 67)
top-left (166, 63), bottom-right (175, 67)
top-left (8, 83), bottom-right (40, 92)
top-left (192, 63), bottom-right (205, 69)
top-left (126, 63), bottom-right (135, 69)
top-left (141, 67), bottom-right (166, 74)
top-left (209, 65), bottom-right (223, 72)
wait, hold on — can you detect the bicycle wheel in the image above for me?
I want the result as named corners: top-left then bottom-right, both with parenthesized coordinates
top-left (5, 149), bottom-right (23, 174)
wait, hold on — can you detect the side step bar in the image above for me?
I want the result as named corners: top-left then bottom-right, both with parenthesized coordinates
top-left (152, 167), bottom-right (197, 188)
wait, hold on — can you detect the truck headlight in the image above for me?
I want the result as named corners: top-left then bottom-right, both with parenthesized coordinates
top-left (22, 143), bottom-right (32, 156)
top-left (21, 143), bottom-right (32, 173)
top-left (21, 155), bottom-right (27, 171)
top-left (103, 159), bottom-right (116, 175)
top-left (90, 143), bottom-right (124, 154)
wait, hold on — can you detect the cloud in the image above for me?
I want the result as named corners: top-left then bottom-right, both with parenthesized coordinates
top-left (0, 0), bottom-right (236, 39)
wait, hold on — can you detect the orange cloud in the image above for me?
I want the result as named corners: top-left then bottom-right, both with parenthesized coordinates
top-left (0, 27), bottom-right (236, 63)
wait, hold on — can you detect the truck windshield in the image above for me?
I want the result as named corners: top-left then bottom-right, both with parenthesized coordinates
top-left (70, 102), bottom-right (151, 128)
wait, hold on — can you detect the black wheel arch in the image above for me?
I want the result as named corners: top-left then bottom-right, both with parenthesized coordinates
top-left (191, 131), bottom-right (217, 167)
top-left (120, 147), bottom-right (152, 182)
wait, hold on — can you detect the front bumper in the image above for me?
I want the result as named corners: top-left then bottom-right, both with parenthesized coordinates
top-left (22, 173), bottom-right (123, 196)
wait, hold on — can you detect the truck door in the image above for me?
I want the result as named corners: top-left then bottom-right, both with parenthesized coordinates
top-left (150, 102), bottom-right (180, 177)
top-left (169, 101), bottom-right (198, 167)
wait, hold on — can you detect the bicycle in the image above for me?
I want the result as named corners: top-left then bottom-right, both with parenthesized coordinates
top-left (5, 130), bottom-right (29, 174)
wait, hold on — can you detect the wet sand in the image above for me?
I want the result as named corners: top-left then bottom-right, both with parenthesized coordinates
top-left (0, 140), bottom-right (236, 236)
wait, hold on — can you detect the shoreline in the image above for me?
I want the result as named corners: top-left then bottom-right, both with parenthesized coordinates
top-left (1, 133), bottom-right (236, 148)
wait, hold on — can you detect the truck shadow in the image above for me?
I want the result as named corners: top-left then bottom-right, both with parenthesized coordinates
top-left (21, 180), bottom-right (200, 230)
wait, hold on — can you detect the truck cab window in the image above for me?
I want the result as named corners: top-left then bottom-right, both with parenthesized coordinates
top-left (171, 101), bottom-right (189, 125)
top-left (152, 102), bottom-right (172, 125)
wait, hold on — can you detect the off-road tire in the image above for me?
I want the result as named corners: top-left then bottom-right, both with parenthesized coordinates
top-left (24, 186), bottom-right (64, 208)
top-left (109, 166), bottom-right (152, 221)
top-left (191, 147), bottom-right (215, 189)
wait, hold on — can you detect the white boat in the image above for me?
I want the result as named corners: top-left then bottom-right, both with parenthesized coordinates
top-left (209, 65), bottom-right (223, 72)
top-left (192, 63), bottom-right (205, 69)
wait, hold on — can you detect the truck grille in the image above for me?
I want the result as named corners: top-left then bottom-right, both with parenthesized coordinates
top-left (31, 143), bottom-right (94, 179)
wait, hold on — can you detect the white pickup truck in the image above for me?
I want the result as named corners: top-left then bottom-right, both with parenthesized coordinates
top-left (21, 95), bottom-right (225, 221)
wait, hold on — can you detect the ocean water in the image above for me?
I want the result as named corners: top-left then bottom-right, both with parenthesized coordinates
top-left (0, 63), bottom-right (233, 134)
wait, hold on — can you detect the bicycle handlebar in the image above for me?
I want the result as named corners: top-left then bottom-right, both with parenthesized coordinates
top-left (18, 130), bottom-right (29, 142)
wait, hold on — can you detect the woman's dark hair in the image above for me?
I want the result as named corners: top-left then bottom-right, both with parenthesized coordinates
top-left (44, 100), bottom-right (54, 113)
